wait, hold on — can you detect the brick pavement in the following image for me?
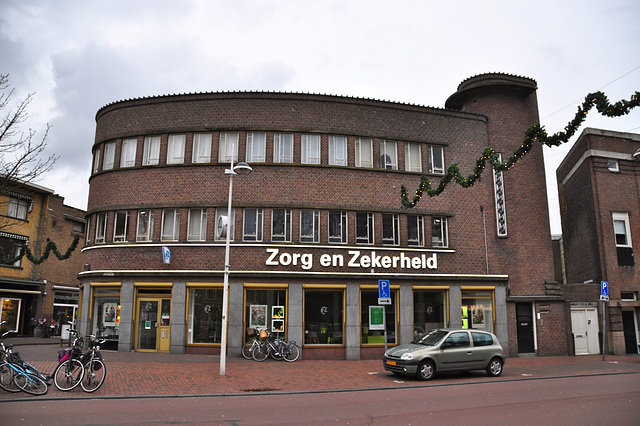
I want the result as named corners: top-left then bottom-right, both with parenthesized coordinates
top-left (1, 338), bottom-right (639, 400)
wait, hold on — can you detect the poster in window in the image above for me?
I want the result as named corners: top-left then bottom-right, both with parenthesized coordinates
top-left (272, 306), bottom-right (284, 319)
top-left (272, 319), bottom-right (284, 333)
top-left (103, 303), bottom-right (117, 326)
top-left (472, 306), bottom-right (485, 327)
top-left (250, 305), bottom-right (267, 328)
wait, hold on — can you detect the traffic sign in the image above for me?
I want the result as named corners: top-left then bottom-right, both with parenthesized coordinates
top-left (378, 297), bottom-right (392, 305)
top-left (601, 281), bottom-right (609, 297)
top-left (378, 279), bottom-right (390, 298)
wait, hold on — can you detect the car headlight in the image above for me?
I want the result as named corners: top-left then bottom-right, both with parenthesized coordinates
top-left (400, 353), bottom-right (414, 361)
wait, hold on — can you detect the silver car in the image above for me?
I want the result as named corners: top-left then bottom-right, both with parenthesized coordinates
top-left (383, 329), bottom-right (506, 380)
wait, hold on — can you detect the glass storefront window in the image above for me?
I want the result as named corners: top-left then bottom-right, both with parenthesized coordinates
top-left (461, 290), bottom-right (494, 332)
top-left (244, 288), bottom-right (287, 341)
top-left (304, 289), bottom-right (344, 345)
top-left (1, 298), bottom-right (21, 331)
top-left (91, 287), bottom-right (121, 343)
top-left (413, 290), bottom-right (447, 338)
top-left (187, 288), bottom-right (223, 344)
top-left (361, 290), bottom-right (397, 345)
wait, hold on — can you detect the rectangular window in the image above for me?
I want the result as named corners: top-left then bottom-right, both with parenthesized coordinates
top-left (608, 159), bottom-right (619, 172)
top-left (361, 289), bottom-right (397, 345)
top-left (413, 290), bottom-right (447, 337)
top-left (245, 288), bottom-right (287, 340)
top-left (432, 217), bottom-right (448, 247)
top-left (86, 216), bottom-right (92, 243)
top-left (304, 288), bottom-right (344, 345)
top-left (355, 137), bottom-right (373, 168)
top-left (96, 213), bottom-right (107, 244)
top-left (136, 210), bottom-right (154, 242)
top-left (301, 134), bottom-right (320, 164)
top-left (246, 132), bottom-right (266, 163)
top-left (356, 212), bottom-right (374, 244)
top-left (219, 132), bottom-right (239, 163)
top-left (192, 133), bottom-right (212, 163)
top-left (91, 287), bottom-right (121, 343)
top-left (161, 209), bottom-right (180, 242)
top-left (328, 211), bottom-right (347, 243)
top-left (143, 136), bottom-right (161, 166)
top-left (113, 211), bottom-right (129, 242)
top-left (103, 141), bottom-right (116, 170)
top-left (329, 135), bottom-right (347, 166)
top-left (382, 213), bottom-right (399, 245)
top-left (300, 210), bottom-right (320, 243)
top-left (187, 208), bottom-right (207, 241)
top-left (405, 142), bottom-right (422, 172)
top-left (0, 236), bottom-right (25, 267)
top-left (274, 133), bottom-right (293, 163)
top-left (167, 134), bottom-right (186, 164)
top-left (243, 208), bottom-right (263, 241)
top-left (380, 140), bottom-right (398, 170)
top-left (214, 208), bottom-right (235, 241)
top-left (271, 209), bottom-right (291, 242)
top-left (93, 149), bottom-right (101, 173)
top-left (187, 287), bottom-right (223, 344)
top-left (120, 138), bottom-right (137, 168)
top-left (7, 198), bottom-right (29, 220)
top-left (462, 290), bottom-right (494, 332)
top-left (429, 145), bottom-right (445, 174)
top-left (0, 297), bottom-right (21, 330)
top-left (407, 215), bottom-right (424, 246)
top-left (613, 212), bottom-right (634, 266)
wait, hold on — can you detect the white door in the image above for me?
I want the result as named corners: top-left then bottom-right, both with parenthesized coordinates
top-left (571, 309), bottom-right (599, 355)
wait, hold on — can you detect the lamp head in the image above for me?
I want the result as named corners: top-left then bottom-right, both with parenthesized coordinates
top-left (233, 162), bottom-right (253, 175)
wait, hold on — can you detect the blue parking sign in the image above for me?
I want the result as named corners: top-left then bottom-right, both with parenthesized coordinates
top-left (378, 280), bottom-right (390, 298)
top-left (601, 281), bottom-right (609, 297)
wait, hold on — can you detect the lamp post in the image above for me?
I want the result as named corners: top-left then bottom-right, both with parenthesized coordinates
top-left (219, 159), bottom-right (252, 376)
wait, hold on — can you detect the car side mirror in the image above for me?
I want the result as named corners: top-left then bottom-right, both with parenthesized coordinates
top-left (441, 342), bottom-right (452, 349)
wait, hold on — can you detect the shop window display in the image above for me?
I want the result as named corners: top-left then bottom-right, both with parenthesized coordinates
top-left (461, 290), bottom-right (494, 332)
top-left (187, 288), bottom-right (222, 344)
top-left (91, 288), bottom-right (120, 348)
top-left (1, 298), bottom-right (21, 331)
top-left (304, 289), bottom-right (344, 345)
top-left (244, 288), bottom-right (287, 342)
top-left (361, 290), bottom-right (397, 345)
top-left (413, 290), bottom-right (447, 337)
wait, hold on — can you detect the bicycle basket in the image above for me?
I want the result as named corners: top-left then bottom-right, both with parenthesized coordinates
top-left (259, 329), bottom-right (268, 340)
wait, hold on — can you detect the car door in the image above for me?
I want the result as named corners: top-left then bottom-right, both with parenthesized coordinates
top-left (470, 331), bottom-right (496, 368)
top-left (437, 331), bottom-right (474, 372)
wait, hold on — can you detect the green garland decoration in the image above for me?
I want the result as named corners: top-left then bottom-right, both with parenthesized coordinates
top-left (0, 235), bottom-right (80, 265)
top-left (401, 90), bottom-right (640, 208)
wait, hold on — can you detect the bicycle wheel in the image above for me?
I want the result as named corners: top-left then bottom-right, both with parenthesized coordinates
top-left (0, 362), bottom-right (21, 393)
top-left (270, 342), bottom-right (284, 360)
top-left (80, 359), bottom-right (106, 393)
top-left (33, 326), bottom-right (44, 338)
top-left (283, 343), bottom-right (300, 362)
top-left (252, 343), bottom-right (269, 362)
top-left (241, 341), bottom-right (255, 360)
top-left (53, 358), bottom-right (84, 391)
top-left (14, 372), bottom-right (48, 395)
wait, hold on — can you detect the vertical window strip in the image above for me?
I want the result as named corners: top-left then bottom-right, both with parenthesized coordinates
top-left (493, 153), bottom-right (507, 237)
top-left (274, 133), bottom-right (293, 163)
top-left (405, 143), bottom-right (422, 172)
top-left (355, 137), bottom-right (373, 168)
top-left (161, 209), bottom-right (180, 241)
top-left (243, 208), bottom-right (263, 241)
top-left (219, 132), bottom-right (239, 163)
top-left (113, 211), bottom-right (130, 242)
top-left (167, 134), bottom-right (186, 164)
top-left (143, 136), bottom-right (160, 166)
top-left (272, 209), bottom-right (291, 242)
top-left (103, 142), bottom-right (116, 170)
top-left (432, 217), bottom-right (448, 247)
top-left (301, 134), bottom-right (320, 164)
top-left (137, 210), bottom-right (154, 242)
top-left (328, 211), bottom-right (348, 243)
top-left (382, 213), bottom-right (399, 245)
top-left (187, 209), bottom-right (207, 241)
top-left (329, 135), bottom-right (347, 166)
top-left (193, 133), bottom-right (212, 163)
top-left (407, 215), bottom-right (424, 246)
top-left (300, 210), bottom-right (320, 242)
top-left (120, 138), bottom-right (137, 168)
top-left (380, 140), bottom-right (397, 170)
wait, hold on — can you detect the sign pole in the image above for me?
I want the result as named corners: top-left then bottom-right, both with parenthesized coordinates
top-left (383, 305), bottom-right (388, 353)
top-left (602, 300), bottom-right (606, 362)
top-left (600, 281), bottom-right (608, 362)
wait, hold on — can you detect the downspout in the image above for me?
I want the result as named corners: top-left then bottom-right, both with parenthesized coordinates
top-left (33, 193), bottom-right (49, 318)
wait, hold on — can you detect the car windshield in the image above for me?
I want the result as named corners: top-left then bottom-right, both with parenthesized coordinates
top-left (413, 330), bottom-right (448, 346)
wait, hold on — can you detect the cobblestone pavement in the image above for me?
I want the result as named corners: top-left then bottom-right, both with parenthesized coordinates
top-left (2, 337), bottom-right (639, 400)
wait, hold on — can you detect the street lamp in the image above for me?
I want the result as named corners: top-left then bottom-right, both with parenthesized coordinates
top-left (219, 159), bottom-right (252, 376)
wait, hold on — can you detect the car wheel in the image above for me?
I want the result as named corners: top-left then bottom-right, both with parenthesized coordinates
top-left (416, 360), bottom-right (435, 381)
top-left (486, 357), bottom-right (503, 377)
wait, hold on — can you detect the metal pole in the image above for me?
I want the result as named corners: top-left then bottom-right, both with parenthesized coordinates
top-left (220, 161), bottom-right (235, 376)
top-left (602, 300), bottom-right (606, 362)
top-left (383, 305), bottom-right (388, 353)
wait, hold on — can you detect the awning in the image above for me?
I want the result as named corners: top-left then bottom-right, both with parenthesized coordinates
top-left (0, 288), bottom-right (41, 295)
top-left (52, 285), bottom-right (80, 292)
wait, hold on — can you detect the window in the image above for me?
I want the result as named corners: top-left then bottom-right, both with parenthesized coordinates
top-left (96, 213), bottom-right (107, 243)
top-left (432, 217), bottom-right (448, 247)
top-left (444, 332), bottom-right (470, 348)
top-left (85, 216), bottom-right (92, 243)
top-left (413, 290), bottom-right (447, 338)
top-left (329, 135), bottom-right (347, 166)
top-left (91, 287), bottom-right (120, 343)
top-left (246, 132), bottom-right (266, 163)
top-left (328, 211), bottom-right (347, 243)
top-left (120, 138), bottom-right (137, 168)
top-left (405, 142), bottom-right (422, 172)
top-left (187, 287), bottom-right (223, 344)
top-left (407, 215), bottom-right (424, 246)
top-left (0, 297), bottom-right (21, 330)
top-left (472, 332), bottom-right (494, 347)
top-left (380, 140), bottom-right (397, 170)
top-left (355, 137), bottom-right (373, 168)
top-left (0, 235), bottom-right (26, 267)
top-left (192, 133), bottom-right (212, 163)
top-left (304, 288), bottom-right (344, 345)
top-left (187, 208), bottom-right (207, 241)
top-left (7, 198), bottom-right (29, 220)
top-left (613, 212), bottom-right (634, 266)
top-left (462, 290), bottom-right (494, 332)
top-left (243, 208), bottom-right (263, 241)
top-left (219, 132), bottom-right (239, 163)
top-left (361, 289), bottom-right (397, 345)
top-left (113, 211), bottom-right (129, 242)
top-left (167, 134), bottom-right (186, 164)
top-left (161, 209), bottom-right (180, 241)
top-left (301, 134), bottom-right (320, 164)
top-left (382, 214), bottom-right (399, 245)
top-left (244, 288), bottom-right (287, 341)
top-left (272, 209), bottom-right (291, 242)
top-left (215, 208), bottom-right (235, 241)
top-left (103, 142), bottom-right (116, 170)
top-left (300, 210), bottom-right (320, 243)
top-left (72, 221), bottom-right (84, 233)
top-left (137, 210), bottom-right (154, 242)
top-left (143, 136), bottom-right (160, 166)
top-left (274, 133), bottom-right (293, 163)
top-left (429, 145), bottom-right (445, 174)
top-left (93, 149), bottom-right (101, 173)
top-left (356, 212), bottom-right (374, 244)
top-left (608, 159), bottom-right (619, 172)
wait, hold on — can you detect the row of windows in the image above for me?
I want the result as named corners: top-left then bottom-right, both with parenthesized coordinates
top-left (93, 131), bottom-right (446, 174)
top-left (88, 208), bottom-right (449, 248)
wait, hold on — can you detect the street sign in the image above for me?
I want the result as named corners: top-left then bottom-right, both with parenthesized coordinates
top-left (600, 281), bottom-right (609, 301)
top-left (378, 279), bottom-right (390, 298)
top-left (378, 297), bottom-right (392, 305)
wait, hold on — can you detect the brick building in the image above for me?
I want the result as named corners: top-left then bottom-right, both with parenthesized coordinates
top-left (557, 128), bottom-right (640, 355)
top-left (78, 72), bottom-right (565, 358)
top-left (0, 179), bottom-right (85, 335)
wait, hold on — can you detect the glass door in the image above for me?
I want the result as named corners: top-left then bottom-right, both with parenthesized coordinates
top-left (136, 298), bottom-right (171, 352)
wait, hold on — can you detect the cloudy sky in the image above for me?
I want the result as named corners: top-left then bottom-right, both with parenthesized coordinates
top-left (1, 0), bottom-right (638, 234)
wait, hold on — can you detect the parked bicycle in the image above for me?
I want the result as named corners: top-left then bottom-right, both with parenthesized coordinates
top-left (241, 328), bottom-right (266, 359)
top-left (53, 329), bottom-right (106, 392)
top-left (0, 324), bottom-right (48, 395)
top-left (252, 330), bottom-right (300, 362)
top-left (33, 318), bottom-right (55, 338)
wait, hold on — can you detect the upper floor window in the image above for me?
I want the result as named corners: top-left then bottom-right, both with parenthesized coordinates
top-left (143, 136), bottom-right (160, 166)
top-left (355, 137), bottom-right (373, 168)
top-left (7, 198), bottom-right (29, 220)
top-left (103, 142), bottom-right (116, 170)
top-left (113, 211), bottom-right (130, 242)
top-left (407, 215), bottom-right (424, 246)
top-left (246, 132), bottom-right (266, 163)
top-left (429, 145), bottom-right (445, 175)
top-left (300, 209), bottom-right (320, 243)
top-left (380, 140), bottom-right (398, 170)
top-left (329, 135), bottom-right (347, 166)
top-left (613, 212), bottom-right (634, 266)
top-left (301, 134), bottom-right (320, 165)
top-left (328, 211), bottom-right (347, 244)
top-left (608, 159), bottom-right (619, 172)
top-left (93, 149), bottom-right (101, 173)
top-left (0, 235), bottom-right (25, 267)
top-left (137, 210), bottom-right (154, 242)
top-left (215, 208), bottom-right (235, 241)
top-left (356, 212), bottom-right (374, 244)
top-left (405, 143), bottom-right (422, 172)
top-left (382, 213), bottom-right (399, 245)
top-left (272, 209), bottom-right (291, 242)
top-left (96, 213), bottom-right (107, 244)
top-left (85, 216), bottom-right (92, 243)
top-left (192, 133), bottom-right (212, 163)
top-left (167, 134), bottom-right (186, 164)
top-left (243, 208), bottom-right (263, 241)
top-left (219, 132), bottom-right (239, 163)
top-left (432, 217), bottom-right (448, 247)
top-left (161, 209), bottom-right (180, 242)
top-left (120, 138), bottom-right (137, 168)
top-left (274, 133), bottom-right (293, 163)
top-left (187, 208), bottom-right (207, 241)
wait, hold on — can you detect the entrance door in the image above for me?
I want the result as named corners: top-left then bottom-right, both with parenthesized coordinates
top-left (571, 308), bottom-right (599, 355)
top-left (516, 303), bottom-right (535, 353)
top-left (136, 298), bottom-right (171, 352)
top-left (622, 311), bottom-right (638, 354)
